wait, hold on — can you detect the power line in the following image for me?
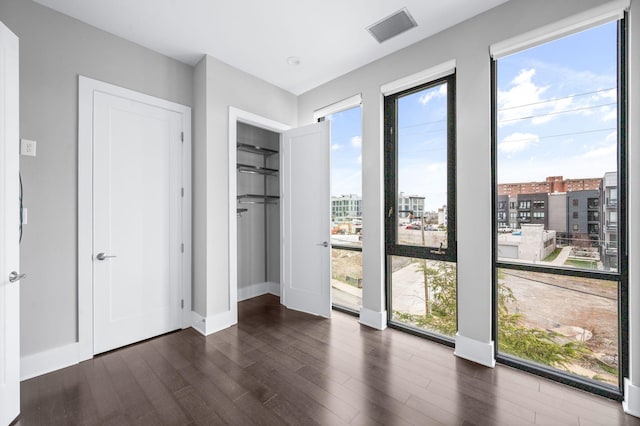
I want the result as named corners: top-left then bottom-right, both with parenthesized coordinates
top-left (398, 118), bottom-right (447, 130)
top-left (498, 87), bottom-right (615, 112)
top-left (499, 127), bottom-right (616, 145)
top-left (499, 102), bottom-right (616, 123)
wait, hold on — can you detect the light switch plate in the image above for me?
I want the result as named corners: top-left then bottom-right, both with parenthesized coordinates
top-left (21, 139), bottom-right (36, 156)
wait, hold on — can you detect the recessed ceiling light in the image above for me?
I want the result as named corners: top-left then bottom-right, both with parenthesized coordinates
top-left (286, 56), bottom-right (301, 66)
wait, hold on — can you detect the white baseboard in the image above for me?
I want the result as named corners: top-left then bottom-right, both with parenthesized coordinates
top-left (454, 332), bottom-right (495, 367)
top-left (238, 281), bottom-right (280, 302)
top-left (359, 307), bottom-right (387, 330)
top-left (624, 378), bottom-right (640, 418)
top-left (191, 309), bottom-right (237, 336)
top-left (21, 342), bottom-right (79, 381)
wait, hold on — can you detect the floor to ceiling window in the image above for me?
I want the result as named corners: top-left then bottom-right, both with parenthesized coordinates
top-left (492, 19), bottom-right (626, 397)
top-left (384, 74), bottom-right (457, 343)
top-left (320, 102), bottom-right (363, 313)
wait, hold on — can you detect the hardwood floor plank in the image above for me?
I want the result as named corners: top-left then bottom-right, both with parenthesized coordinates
top-left (18, 294), bottom-right (638, 426)
top-left (101, 352), bottom-right (157, 422)
top-left (176, 363), bottom-right (256, 425)
top-left (119, 344), bottom-right (192, 425)
top-left (80, 358), bottom-right (124, 420)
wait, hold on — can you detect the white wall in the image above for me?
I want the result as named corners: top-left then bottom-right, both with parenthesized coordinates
top-left (193, 55), bottom-right (296, 323)
top-left (0, 0), bottom-right (193, 358)
top-left (297, 0), bottom-right (630, 362)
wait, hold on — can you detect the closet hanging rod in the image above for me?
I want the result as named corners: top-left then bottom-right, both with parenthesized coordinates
top-left (237, 143), bottom-right (278, 156)
top-left (238, 200), bottom-right (279, 205)
top-left (237, 194), bottom-right (280, 200)
top-left (237, 163), bottom-right (278, 176)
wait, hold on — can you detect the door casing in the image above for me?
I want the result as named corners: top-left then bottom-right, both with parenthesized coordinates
top-left (0, 20), bottom-right (20, 426)
top-left (78, 76), bottom-right (192, 361)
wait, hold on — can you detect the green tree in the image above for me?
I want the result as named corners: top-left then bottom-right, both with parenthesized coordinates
top-left (394, 263), bottom-right (588, 368)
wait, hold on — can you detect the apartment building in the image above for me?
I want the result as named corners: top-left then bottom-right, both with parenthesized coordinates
top-left (602, 171), bottom-right (619, 270)
top-left (331, 194), bottom-right (362, 220)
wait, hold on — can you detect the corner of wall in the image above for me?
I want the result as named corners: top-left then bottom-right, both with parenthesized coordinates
top-left (454, 332), bottom-right (496, 368)
top-left (20, 343), bottom-right (79, 381)
top-left (190, 309), bottom-right (236, 336)
top-left (623, 378), bottom-right (640, 418)
top-left (359, 307), bottom-right (387, 330)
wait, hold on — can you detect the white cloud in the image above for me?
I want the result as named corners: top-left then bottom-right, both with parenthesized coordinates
top-left (356, 155), bottom-right (362, 165)
top-left (426, 162), bottom-right (446, 174)
top-left (601, 106), bottom-right (617, 122)
top-left (577, 131), bottom-right (617, 160)
top-left (498, 132), bottom-right (539, 154)
top-left (331, 143), bottom-right (342, 151)
top-left (498, 68), bottom-right (617, 127)
top-left (350, 136), bottom-right (362, 148)
top-left (578, 145), bottom-right (616, 159)
top-left (419, 84), bottom-right (447, 105)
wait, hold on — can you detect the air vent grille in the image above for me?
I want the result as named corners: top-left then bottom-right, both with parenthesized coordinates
top-left (366, 8), bottom-right (417, 44)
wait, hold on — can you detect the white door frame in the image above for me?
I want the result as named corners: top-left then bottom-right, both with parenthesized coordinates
top-left (78, 76), bottom-right (192, 361)
top-left (0, 20), bottom-right (20, 426)
top-left (228, 107), bottom-right (290, 324)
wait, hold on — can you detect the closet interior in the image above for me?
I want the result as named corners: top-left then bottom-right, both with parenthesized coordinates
top-left (236, 122), bottom-right (281, 299)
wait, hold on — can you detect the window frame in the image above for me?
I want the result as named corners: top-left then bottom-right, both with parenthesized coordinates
top-left (490, 18), bottom-right (628, 400)
top-left (317, 99), bottom-right (363, 316)
top-left (384, 73), bottom-right (457, 345)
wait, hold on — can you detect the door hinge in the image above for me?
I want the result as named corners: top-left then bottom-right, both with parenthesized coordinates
top-left (181, 187), bottom-right (184, 197)
top-left (181, 132), bottom-right (184, 143)
top-left (181, 243), bottom-right (184, 253)
top-left (181, 299), bottom-right (184, 309)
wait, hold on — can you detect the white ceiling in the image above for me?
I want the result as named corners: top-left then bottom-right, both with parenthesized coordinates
top-left (33, 0), bottom-right (509, 95)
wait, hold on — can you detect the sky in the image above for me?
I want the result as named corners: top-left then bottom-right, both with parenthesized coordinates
top-left (327, 21), bottom-right (618, 213)
top-left (327, 106), bottom-right (362, 198)
top-left (497, 21), bottom-right (618, 184)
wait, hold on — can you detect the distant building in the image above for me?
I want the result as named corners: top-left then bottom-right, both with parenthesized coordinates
top-left (516, 193), bottom-right (548, 229)
top-left (331, 194), bottom-right (361, 219)
top-left (398, 192), bottom-right (425, 219)
top-left (437, 205), bottom-right (447, 227)
top-left (497, 224), bottom-right (556, 262)
top-left (497, 195), bottom-right (508, 228)
top-left (602, 172), bottom-right (618, 270)
top-left (498, 175), bottom-right (601, 196)
top-left (567, 190), bottom-right (600, 246)
top-left (548, 192), bottom-right (567, 233)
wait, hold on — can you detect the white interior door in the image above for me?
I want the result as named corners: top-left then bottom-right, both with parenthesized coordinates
top-left (93, 91), bottom-right (183, 355)
top-left (0, 21), bottom-right (20, 426)
top-left (281, 121), bottom-right (331, 317)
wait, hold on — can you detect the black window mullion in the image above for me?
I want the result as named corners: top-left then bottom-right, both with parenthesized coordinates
top-left (384, 75), bottom-right (457, 262)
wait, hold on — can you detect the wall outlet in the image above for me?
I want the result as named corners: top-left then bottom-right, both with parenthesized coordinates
top-left (21, 139), bottom-right (37, 156)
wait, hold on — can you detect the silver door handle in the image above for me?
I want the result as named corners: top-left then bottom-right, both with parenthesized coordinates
top-left (96, 252), bottom-right (117, 261)
top-left (9, 271), bottom-right (26, 283)
top-left (316, 241), bottom-right (329, 247)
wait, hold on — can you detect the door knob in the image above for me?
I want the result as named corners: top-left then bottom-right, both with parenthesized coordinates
top-left (96, 252), bottom-right (117, 261)
top-left (316, 241), bottom-right (329, 247)
top-left (9, 271), bottom-right (26, 283)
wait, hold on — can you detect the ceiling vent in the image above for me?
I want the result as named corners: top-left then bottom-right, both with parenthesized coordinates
top-left (366, 8), bottom-right (418, 44)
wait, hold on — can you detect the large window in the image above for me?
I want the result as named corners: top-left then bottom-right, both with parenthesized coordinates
top-left (321, 104), bottom-right (363, 313)
top-left (493, 20), bottom-right (626, 397)
top-left (385, 74), bottom-right (457, 343)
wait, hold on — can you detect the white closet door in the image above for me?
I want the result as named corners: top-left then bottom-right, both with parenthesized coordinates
top-left (281, 121), bottom-right (331, 317)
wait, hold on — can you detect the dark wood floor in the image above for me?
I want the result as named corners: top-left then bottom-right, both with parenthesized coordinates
top-left (15, 294), bottom-right (640, 425)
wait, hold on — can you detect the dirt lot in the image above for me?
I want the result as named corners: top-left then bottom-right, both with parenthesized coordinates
top-left (500, 270), bottom-right (619, 385)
